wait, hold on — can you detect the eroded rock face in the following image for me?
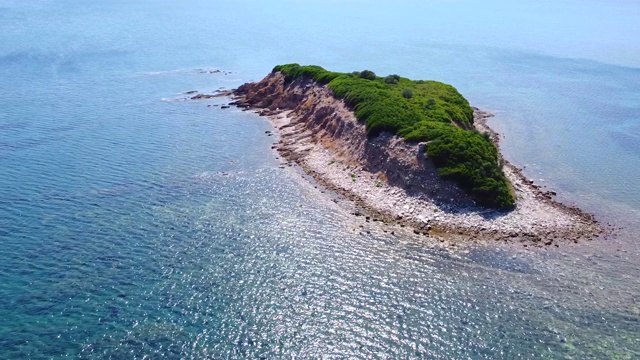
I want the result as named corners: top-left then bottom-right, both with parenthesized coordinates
top-left (233, 72), bottom-right (474, 207)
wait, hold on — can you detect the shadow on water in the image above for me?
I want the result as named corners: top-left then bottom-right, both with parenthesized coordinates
top-left (464, 247), bottom-right (539, 275)
top-left (609, 130), bottom-right (640, 158)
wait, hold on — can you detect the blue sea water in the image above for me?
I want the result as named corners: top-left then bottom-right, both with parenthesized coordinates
top-left (1, 0), bottom-right (639, 358)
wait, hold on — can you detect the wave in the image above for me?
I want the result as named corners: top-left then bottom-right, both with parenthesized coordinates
top-left (142, 67), bottom-right (233, 76)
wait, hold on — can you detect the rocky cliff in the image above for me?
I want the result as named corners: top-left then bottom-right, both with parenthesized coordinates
top-left (233, 72), bottom-right (475, 207)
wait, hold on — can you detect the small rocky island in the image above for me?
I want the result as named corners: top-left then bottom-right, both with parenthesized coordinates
top-left (229, 64), bottom-right (600, 246)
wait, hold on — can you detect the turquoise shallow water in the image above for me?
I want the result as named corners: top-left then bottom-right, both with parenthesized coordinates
top-left (1, 0), bottom-right (639, 358)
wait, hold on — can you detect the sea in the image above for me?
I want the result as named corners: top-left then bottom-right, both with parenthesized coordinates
top-left (0, 0), bottom-right (639, 358)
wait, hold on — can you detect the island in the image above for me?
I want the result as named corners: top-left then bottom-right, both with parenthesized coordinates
top-left (228, 64), bottom-right (601, 246)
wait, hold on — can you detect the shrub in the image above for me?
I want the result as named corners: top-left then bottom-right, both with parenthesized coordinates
top-left (402, 88), bottom-right (414, 99)
top-left (425, 129), bottom-right (513, 208)
top-left (359, 70), bottom-right (377, 80)
top-left (384, 74), bottom-right (400, 84)
top-left (272, 63), bottom-right (341, 84)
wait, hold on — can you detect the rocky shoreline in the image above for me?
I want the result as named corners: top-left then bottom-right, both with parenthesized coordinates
top-left (228, 72), bottom-right (601, 247)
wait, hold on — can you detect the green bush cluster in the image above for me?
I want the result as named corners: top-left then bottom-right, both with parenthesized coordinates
top-left (384, 74), bottom-right (400, 84)
top-left (358, 70), bottom-right (377, 80)
top-left (402, 88), bottom-right (414, 99)
top-left (272, 64), bottom-right (341, 84)
top-left (271, 64), bottom-right (515, 208)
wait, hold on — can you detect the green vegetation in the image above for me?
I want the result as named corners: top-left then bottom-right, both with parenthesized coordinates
top-left (358, 70), bottom-right (377, 80)
top-left (384, 74), bottom-right (400, 84)
top-left (272, 64), bottom-right (515, 208)
top-left (401, 88), bottom-right (414, 99)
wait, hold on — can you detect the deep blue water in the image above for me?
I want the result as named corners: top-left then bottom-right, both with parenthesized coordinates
top-left (1, 0), bottom-right (639, 358)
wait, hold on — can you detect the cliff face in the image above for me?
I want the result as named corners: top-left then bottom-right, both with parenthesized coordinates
top-left (233, 72), bottom-right (474, 206)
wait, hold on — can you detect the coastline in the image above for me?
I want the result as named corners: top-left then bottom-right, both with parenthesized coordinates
top-left (227, 72), bottom-right (601, 247)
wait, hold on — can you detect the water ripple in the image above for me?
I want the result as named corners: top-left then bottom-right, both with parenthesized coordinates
top-left (0, 1), bottom-right (638, 358)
